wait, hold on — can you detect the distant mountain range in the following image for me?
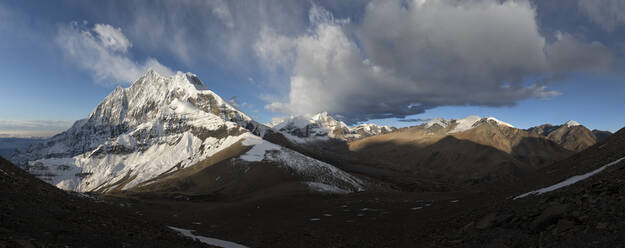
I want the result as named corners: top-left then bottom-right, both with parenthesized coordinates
top-left (7, 71), bottom-right (613, 197)
top-left (269, 112), bottom-right (396, 142)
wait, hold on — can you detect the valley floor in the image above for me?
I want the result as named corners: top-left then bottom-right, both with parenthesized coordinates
top-left (106, 163), bottom-right (625, 248)
top-left (106, 191), bottom-right (500, 248)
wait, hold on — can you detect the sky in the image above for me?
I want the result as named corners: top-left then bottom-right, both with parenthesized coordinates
top-left (0, 0), bottom-right (624, 137)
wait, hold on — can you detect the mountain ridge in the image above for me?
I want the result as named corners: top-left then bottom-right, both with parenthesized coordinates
top-left (11, 71), bottom-right (363, 195)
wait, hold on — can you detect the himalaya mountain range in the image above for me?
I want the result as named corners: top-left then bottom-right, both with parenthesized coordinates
top-left (5, 70), bottom-right (610, 195)
top-left (2, 70), bottom-right (624, 248)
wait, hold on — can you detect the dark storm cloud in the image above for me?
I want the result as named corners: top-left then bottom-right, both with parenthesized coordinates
top-left (260, 0), bottom-right (614, 123)
top-left (397, 118), bottom-right (431, 123)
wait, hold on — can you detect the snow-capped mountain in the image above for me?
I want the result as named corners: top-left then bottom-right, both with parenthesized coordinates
top-left (348, 115), bottom-right (574, 186)
top-left (421, 115), bottom-right (514, 134)
top-left (347, 123), bottom-right (396, 140)
top-left (527, 120), bottom-right (599, 152)
top-left (271, 112), bottom-right (350, 142)
top-left (270, 112), bottom-right (396, 142)
top-left (12, 70), bottom-right (362, 194)
top-left (564, 120), bottom-right (581, 128)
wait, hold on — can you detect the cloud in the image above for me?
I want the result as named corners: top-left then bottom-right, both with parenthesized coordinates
top-left (397, 118), bottom-right (431, 123)
top-left (0, 120), bottom-right (74, 131)
top-left (92, 24), bottom-right (132, 53)
top-left (579, 0), bottom-right (625, 32)
top-left (258, 0), bottom-right (613, 124)
top-left (227, 96), bottom-right (252, 109)
top-left (547, 32), bottom-right (613, 73)
top-left (0, 120), bottom-right (74, 138)
top-left (208, 0), bottom-right (235, 29)
top-left (124, 0), bottom-right (310, 70)
top-left (227, 96), bottom-right (241, 108)
top-left (56, 22), bottom-right (173, 85)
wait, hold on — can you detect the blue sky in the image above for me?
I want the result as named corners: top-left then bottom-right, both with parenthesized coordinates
top-left (0, 0), bottom-right (624, 137)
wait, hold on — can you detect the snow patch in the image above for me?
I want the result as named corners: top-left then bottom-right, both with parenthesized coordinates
top-left (425, 118), bottom-right (449, 128)
top-left (565, 120), bottom-right (581, 127)
top-left (168, 226), bottom-right (248, 248)
top-left (515, 156), bottom-right (625, 199)
top-left (486, 117), bottom-right (514, 128)
top-left (239, 135), bottom-right (281, 162)
top-left (305, 182), bottom-right (350, 194)
top-left (449, 116), bottom-right (482, 133)
top-left (31, 130), bottom-right (247, 192)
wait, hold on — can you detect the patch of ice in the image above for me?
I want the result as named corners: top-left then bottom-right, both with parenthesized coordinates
top-left (168, 226), bottom-right (248, 248)
top-left (515, 156), bottom-right (625, 199)
top-left (310, 218), bottom-right (321, 221)
top-left (305, 182), bottom-right (351, 194)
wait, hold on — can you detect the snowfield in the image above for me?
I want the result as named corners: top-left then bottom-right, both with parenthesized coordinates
top-left (168, 226), bottom-right (249, 248)
top-left (239, 135), bottom-right (364, 193)
top-left (515, 156), bottom-right (625, 199)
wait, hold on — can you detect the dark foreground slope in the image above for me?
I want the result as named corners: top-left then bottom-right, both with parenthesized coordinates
top-left (0, 157), bottom-right (208, 248)
top-left (426, 127), bottom-right (625, 247)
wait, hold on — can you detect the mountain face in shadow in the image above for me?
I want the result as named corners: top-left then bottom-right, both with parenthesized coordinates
top-left (428, 127), bottom-right (625, 247)
top-left (0, 157), bottom-right (206, 247)
top-left (343, 121), bottom-right (572, 187)
top-left (527, 122), bottom-right (605, 152)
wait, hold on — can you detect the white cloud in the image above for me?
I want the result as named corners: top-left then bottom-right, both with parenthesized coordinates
top-left (258, 0), bottom-right (613, 123)
top-left (56, 22), bottom-right (173, 85)
top-left (92, 24), bottom-right (132, 52)
top-left (579, 0), bottom-right (625, 32)
top-left (208, 0), bottom-right (234, 29)
top-left (0, 120), bottom-right (74, 138)
top-left (254, 27), bottom-right (297, 71)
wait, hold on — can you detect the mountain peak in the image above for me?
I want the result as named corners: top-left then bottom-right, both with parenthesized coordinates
top-left (485, 117), bottom-right (514, 128)
top-left (133, 70), bottom-right (207, 91)
top-left (565, 120), bottom-right (581, 127)
top-left (12, 71), bottom-right (266, 192)
top-left (425, 118), bottom-right (450, 128)
top-left (423, 115), bottom-right (514, 134)
top-left (311, 111), bottom-right (339, 124)
top-left (145, 68), bottom-right (159, 77)
top-left (447, 115), bottom-right (482, 133)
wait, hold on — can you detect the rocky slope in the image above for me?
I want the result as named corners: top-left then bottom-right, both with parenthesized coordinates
top-left (427, 127), bottom-right (625, 247)
top-left (348, 116), bottom-right (573, 186)
top-left (592, 129), bottom-right (613, 142)
top-left (0, 157), bottom-right (208, 247)
top-left (527, 120), bottom-right (601, 152)
top-left (11, 70), bottom-right (362, 196)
